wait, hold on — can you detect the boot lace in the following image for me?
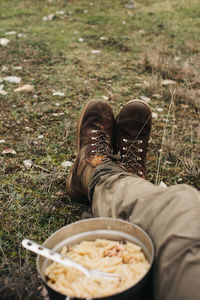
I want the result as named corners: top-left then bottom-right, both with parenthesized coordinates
top-left (120, 138), bottom-right (144, 176)
top-left (89, 129), bottom-right (117, 161)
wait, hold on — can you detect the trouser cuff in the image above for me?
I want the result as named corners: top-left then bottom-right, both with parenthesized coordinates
top-left (88, 161), bottom-right (130, 202)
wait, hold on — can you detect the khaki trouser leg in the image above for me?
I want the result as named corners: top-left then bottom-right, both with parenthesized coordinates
top-left (88, 161), bottom-right (200, 300)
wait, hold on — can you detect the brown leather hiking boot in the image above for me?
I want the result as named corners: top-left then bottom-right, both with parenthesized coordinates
top-left (66, 100), bottom-right (115, 201)
top-left (115, 100), bottom-right (152, 178)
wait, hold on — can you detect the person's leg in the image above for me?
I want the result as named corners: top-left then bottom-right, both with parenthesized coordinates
top-left (89, 161), bottom-right (200, 300)
top-left (67, 99), bottom-right (200, 300)
top-left (88, 100), bottom-right (200, 300)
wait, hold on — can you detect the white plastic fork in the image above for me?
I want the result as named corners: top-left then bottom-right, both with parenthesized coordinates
top-left (22, 239), bottom-right (120, 280)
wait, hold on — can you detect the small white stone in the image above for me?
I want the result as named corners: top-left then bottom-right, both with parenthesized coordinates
top-left (52, 113), bottom-right (64, 117)
top-left (61, 161), bottom-right (73, 167)
top-left (23, 159), bottom-right (33, 168)
top-left (38, 135), bottom-right (44, 139)
top-left (143, 80), bottom-right (150, 87)
top-left (153, 94), bottom-right (161, 99)
top-left (174, 56), bottom-right (180, 62)
top-left (0, 89), bottom-right (7, 95)
top-left (4, 76), bottom-right (21, 84)
top-left (0, 139), bottom-right (5, 143)
top-left (177, 178), bottom-right (183, 182)
top-left (138, 30), bottom-right (145, 34)
top-left (14, 85), bottom-right (34, 92)
top-left (55, 11), bottom-right (65, 15)
top-left (5, 31), bottom-right (17, 35)
top-left (84, 10), bottom-right (88, 13)
top-left (52, 91), bottom-right (65, 96)
top-left (13, 66), bottom-right (22, 70)
top-left (90, 2), bottom-right (93, 5)
top-left (122, 21), bottom-right (126, 25)
top-left (162, 79), bottom-right (176, 86)
top-left (125, 1), bottom-right (135, 9)
top-left (48, 13), bottom-right (55, 20)
top-left (2, 66), bottom-right (8, 72)
top-left (100, 36), bottom-right (106, 40)
top-left (91, 50), bottom-right (101, 54)
top-left (55, 102), bottom-right (60, 106)
top-left (43, 14), bottom-right (55, 21)
top-left (17, 33), bottom-right (24, 38)
top-left (33, 95), bottom-right (38, 99)
top-left (165, 160), bottom-right (172, 165)
top-left (159, 181), bottom-right (167, 188)
top-left (2, 147), bottom-right (16, 154)
top-left (152, 112), bottom-right (158, 118)
top-left (78, 38), bottom-right (84, 42)
top-left (0, 38), bottom-right (10, 46)
top-left (102, 95), bottom-right (109, 101)
top-left (140, 95), bottom-right (151, 103)
top-left (157, 107), bottom-right (163, 112)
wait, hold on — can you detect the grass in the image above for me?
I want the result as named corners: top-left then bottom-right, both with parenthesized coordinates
top-left (0, 0), bottom-right (199, 298)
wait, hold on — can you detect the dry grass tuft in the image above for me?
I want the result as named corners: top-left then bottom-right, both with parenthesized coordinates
top-left (143, 50), bottom-right (199, 83)
top-left (173, 87), bottom-right (200, 111)
top-left (143, 48), bottom-right (200, 111)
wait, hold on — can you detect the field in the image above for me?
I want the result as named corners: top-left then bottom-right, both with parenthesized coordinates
top-left (0, 0), bottom-right (199, 299)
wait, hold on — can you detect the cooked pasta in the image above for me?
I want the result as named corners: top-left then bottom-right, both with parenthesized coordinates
top-left (44, 239), bottom-right (149, 298)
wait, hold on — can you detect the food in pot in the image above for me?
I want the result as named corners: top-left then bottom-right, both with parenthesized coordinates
top-left (44, 239), bottom-right (149, 298)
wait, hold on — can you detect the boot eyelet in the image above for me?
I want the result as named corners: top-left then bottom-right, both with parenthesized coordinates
top-left (138, 140), bottom-right (143, 144)
top-left (138, 171), bottom-right (143, 175)
top-left (122, 147), bottom-right (126, 150)
top-left (138, 148), bottom-right (143, 152)
top-left (123, 138), bottom-right (128, 143)
top-left (92, 129), bottom-right (98, 133)
top-left (92, 149), bottom-right (98, 153)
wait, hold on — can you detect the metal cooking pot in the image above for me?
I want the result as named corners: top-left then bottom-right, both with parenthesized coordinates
top-left (37, 218), bottom-right (155, 300)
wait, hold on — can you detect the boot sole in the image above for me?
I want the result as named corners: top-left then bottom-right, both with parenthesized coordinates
top-left (66, 100), bottom-right (102, 199)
